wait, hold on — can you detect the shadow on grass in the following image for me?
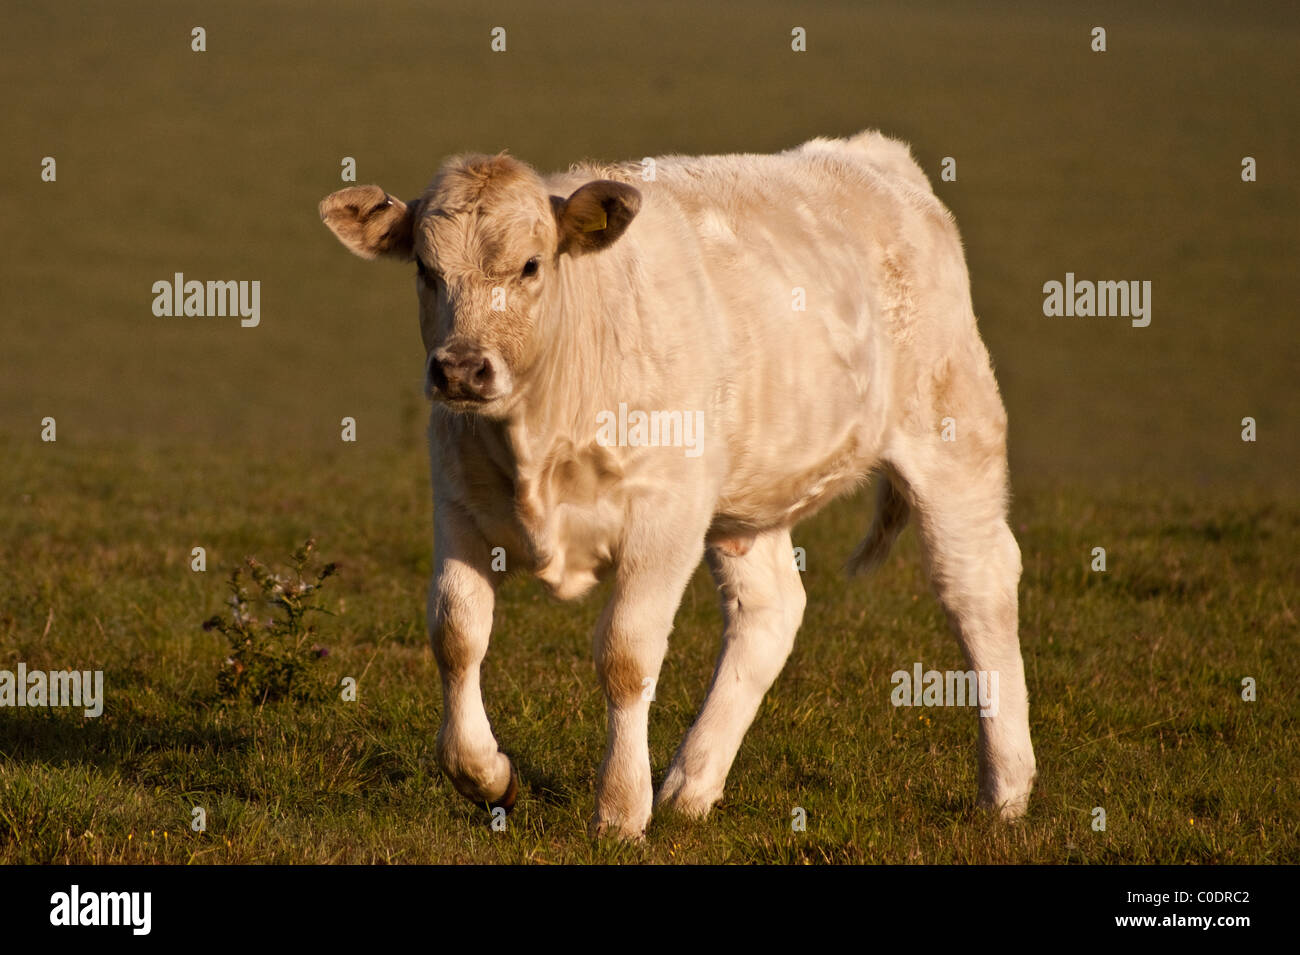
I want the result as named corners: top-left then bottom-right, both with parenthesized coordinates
top-left (0, 702), bottom-right (251, 772)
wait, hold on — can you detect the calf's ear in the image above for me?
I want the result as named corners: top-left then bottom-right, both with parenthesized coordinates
top-left (553, 180), bottom-right (641, 255)
top-left (319, 185), bottom-right (419, 260)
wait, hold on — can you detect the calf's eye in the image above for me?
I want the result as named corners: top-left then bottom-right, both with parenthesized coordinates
top-left (521, 257), bottom-right (539, 278)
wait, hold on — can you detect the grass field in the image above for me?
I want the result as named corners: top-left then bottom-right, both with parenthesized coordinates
top-left (1, 439), bottom-right (1296, 863)
top-left (1, 1), bottom-right (1297, 863)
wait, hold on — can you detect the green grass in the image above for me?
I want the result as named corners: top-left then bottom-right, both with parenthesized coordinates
top-left (0, 0), bottom-right (1296, 862)
top-left (2, 437), bottom-right (1295, 863)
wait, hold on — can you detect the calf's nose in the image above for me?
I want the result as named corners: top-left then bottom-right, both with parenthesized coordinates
top-left (432, 346), bottom-right (495, 399)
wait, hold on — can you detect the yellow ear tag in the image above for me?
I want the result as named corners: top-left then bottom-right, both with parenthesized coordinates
top-left (581, 209), bottom-right (608, 233)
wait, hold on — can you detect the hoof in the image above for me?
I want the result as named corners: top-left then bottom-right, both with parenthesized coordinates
top-left (488, 765), bottom-right (519, 814)
top-left (588, 816), bottom-right (647, 842)
top-left (655, 767), bottom-right (721, 819)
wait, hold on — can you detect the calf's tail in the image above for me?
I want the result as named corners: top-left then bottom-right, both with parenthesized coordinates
top-left (846, 473), bottom-right (910, 576)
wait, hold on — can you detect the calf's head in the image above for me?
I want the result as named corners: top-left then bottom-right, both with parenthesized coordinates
top-left (319, 153), bottom-right (640, 416)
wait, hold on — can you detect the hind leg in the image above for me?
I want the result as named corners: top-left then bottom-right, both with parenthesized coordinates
top-left (892, 445), bottom-right (1037, 818)
top-left (657, 528), bottom-right (806, 817)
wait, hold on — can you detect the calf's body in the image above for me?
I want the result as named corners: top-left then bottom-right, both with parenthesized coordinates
top-left (320, 131), bottom-right (1037, 838)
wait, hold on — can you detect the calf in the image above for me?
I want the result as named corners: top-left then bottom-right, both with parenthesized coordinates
top-left (319, 131), bottom-right (1037, 839)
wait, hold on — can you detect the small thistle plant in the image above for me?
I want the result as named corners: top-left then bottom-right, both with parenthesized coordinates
top-left (203, 538), bottom-right (336, 704)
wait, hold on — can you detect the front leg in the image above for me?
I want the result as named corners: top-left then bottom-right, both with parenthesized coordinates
top-left (429, 501), bottom-right (516, 809)
top-left (590, 525), bottom-right (706, 840)
top-left (657, 528), bottom-right (806, 817)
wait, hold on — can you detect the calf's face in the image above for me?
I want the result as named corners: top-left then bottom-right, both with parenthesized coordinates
top-left (319, 154), bottom-right (640, 417)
